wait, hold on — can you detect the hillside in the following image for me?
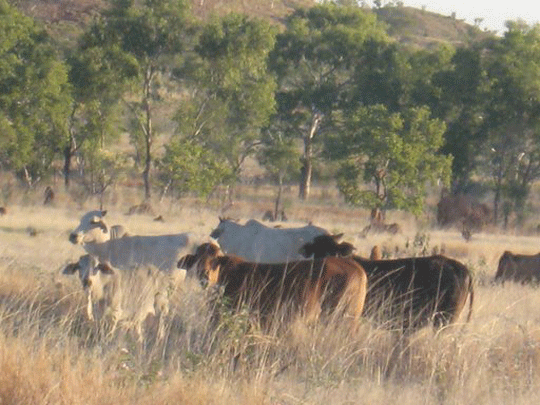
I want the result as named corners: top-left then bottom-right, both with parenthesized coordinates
top-left (12, 0), bottom-right (494, 49)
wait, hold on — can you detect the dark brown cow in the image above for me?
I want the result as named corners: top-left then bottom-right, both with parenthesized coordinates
top-left (495, 251), bottom-right (540, 284)
top-left (178, 242), bottom-right (367, 328)
top-left (437, 193), bottom-right (491, 230)
top-left (299, 235), bottom-right (474, 332)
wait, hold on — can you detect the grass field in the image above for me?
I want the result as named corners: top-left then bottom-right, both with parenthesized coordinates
top-left (1, 188), bottom-right (540, 405)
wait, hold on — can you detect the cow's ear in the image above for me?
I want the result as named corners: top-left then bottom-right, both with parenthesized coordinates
top-left (90, 217), bottom-right (108, 233)
top-left (101, 210), bottom-right (107, 217)
top-left (298, 243), bottom-right (311, 257)
top-left (338, 243), bottom-right (355, 257)
top-left (63, 263), bottom-right (79, 275)
top-left (210, 228), bottom-right (223, 239)
top-left (97, 262), bottom-right (114, 274)
top-left (178, 254), bottom-right (196, 269)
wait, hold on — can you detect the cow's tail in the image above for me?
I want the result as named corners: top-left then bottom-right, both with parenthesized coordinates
top-left (466, 277), bottom-right (474, 323)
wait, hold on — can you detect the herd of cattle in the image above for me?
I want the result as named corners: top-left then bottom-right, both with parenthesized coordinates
top-left (62, 210), bottom-right (540, 341)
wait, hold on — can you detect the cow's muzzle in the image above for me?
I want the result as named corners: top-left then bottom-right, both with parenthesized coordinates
top-left (69, 233), bottom-right (81, 244)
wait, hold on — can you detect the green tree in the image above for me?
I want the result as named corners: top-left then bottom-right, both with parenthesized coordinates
top-left (157, 139), bottom-right (231, 199)
top-left (434, 45), bottom-right (491, 190)
top-left (79, 140), bottom-right (129, 208)
top-left (176, 13), bottom-right (277, 195)
top-left (80, 0), bottom-right (193, 200)
top-left (257, 127), bottom-right (301, 218)
top-left (327, 105), bottom-right (452, 215)
top-left (480, 22), bottom-right (540, 224)
top-left (0, 0), bottom-right (71, 186)
top-left (269, 3), bottom-right (389, 199)
top-left (66, 43), bottom-right (137, 189)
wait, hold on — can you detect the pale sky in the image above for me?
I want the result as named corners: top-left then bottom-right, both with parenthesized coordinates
top-left (370, 1), bottom-right (540, 35)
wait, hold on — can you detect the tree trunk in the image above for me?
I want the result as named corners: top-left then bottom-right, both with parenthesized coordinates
top-left (299, 158), bottom-right (312, 200)
top-left (63, 144), bottom-right (72, 190)
top-left (299, 112), bottom-right (321, 200)
top-left (274, 174), bottom-right (283, 220)
top-left (142, 68), bottom-right (153, 202)
top-left (493, 173), bottom-right (502, 226)
top-left (22, 166), bottom-right (33, 188)
top-left (64, 109), bottom-right (78, 190)
top-left (143, 133), bottom-right (152, 201)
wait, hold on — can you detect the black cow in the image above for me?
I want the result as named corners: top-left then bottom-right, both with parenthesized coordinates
top-left (495, 251), bottom-right (540, 284)
top-left (299, 235), bottom-right (474, 332)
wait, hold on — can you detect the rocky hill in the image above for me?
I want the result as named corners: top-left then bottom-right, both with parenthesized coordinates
top-left (12, 0), bottom-right (493, 49)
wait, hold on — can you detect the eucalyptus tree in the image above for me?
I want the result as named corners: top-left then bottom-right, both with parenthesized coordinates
top-left (67, 43), bottom-right (137, 189)
top-left (77, 0), bottom-right (193, 200)
top-left (480, 22), bottom-right (540, 224)
top-left (257, 126), bottom-right (302, 218)
top-left (326, 105), bottom-right (452, 216)
top-left (174, 13), bottom-right (277, 196)
top-left (433, 21), bottom-right (540, 225)
top-left (269, 2), bottom-right (389, 200)
top-left (0, 0), bottom-right (71, 186)
top-left (434, 45), bottom-right (492, 190)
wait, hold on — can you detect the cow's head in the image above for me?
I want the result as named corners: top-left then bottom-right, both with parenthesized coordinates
top-left (69, 210), bottom-right (109, 245)
top-left (209, 217), bottom-right (241, 239)
top-left (299, 234), bottom-right (355, 259)
top-left (178, 242), bottom-right (223, 287)
top-left (63, 254), bottom-right (114, 290)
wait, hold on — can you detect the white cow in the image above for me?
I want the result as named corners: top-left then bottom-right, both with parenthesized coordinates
top-left (69, 210), bottom-right (128, 246)
top-left (209, 217), bottom-right (331, 263)
top-left (63, 254), bottom-right (170, 340)
top-left (69, 210), bottom-right (194, 273)
top-left (63, 254), bottom-right (119, 323)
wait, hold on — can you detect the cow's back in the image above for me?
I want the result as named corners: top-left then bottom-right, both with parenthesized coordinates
top-left (215, 219), bottom-right (329, 263)
top-left (354, 255), bottom-right (473, 330)
top-left (496, 251), bottom-right (540, 283)
top-left (87, 233), bottom-right (192, 272)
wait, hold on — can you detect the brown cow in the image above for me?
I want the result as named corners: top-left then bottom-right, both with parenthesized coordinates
top-left (299, 235), bottom-right (474, 332)
top-left (178, 242), bottom-right (367, 328)
top-left (437, 193), bottom-right (491, 231)
top-left (495, 251), bottom-right (540, 284)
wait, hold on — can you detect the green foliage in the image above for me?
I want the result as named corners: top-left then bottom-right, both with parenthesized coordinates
top-left (477, 23), bottom-right (540, 222)
top-left (330, 105), bottom-right (452, 215)
top-left (158, 138), bottom-right (231, 198)
top-left (435, 46), bottom-right (491, 187)
top-left (79, 140), bottom-right (129, 195)
top-left (0, 0), bottom-right (72, 182)
top-left (183, 13), bottom-right (277, 177)
top-left (257, 129), bottom-right (302, 183)
top-left (269, 3), bottom-right (390, 198)
top-left (76, 0), bottom-right (194, 199)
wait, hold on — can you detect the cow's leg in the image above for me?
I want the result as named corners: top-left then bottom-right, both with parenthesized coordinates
top-left (341, 271), bottom-right (367, 328)
top-left (85, 289), bottom-right (94, 321)
top-left (303, 280), bottom-right (322, 323)
top-left (154, 291), bottom-right (169, 341)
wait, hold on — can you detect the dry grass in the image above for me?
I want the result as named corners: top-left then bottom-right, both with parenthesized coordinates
top-left (2, 189), bottom-right (540, 404)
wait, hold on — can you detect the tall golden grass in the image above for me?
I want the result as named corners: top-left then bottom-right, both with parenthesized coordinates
top-left (2, 189), bottom-right (540, 404)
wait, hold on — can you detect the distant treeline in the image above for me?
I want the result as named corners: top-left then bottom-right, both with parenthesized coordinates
top-left (2, 0), bottom-right (540, 226)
